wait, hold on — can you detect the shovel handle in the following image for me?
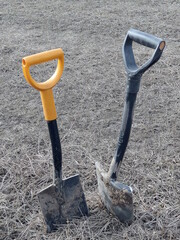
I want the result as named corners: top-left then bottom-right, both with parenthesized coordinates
top-left (22, 49), bottom-right (64, 121)
top-left (122, 29), bottom-right (165, 93)
top-left (22, 48), bottom-right (64, 91)
top-left (127, 29), bottom-right (165, 50)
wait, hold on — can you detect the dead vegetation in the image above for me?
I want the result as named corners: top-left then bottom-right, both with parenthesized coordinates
top-left (0, 0), bottom-right (180, 239)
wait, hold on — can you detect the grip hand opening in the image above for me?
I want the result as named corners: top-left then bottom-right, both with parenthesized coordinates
top-left (22, 48), bottom-right (64, 121)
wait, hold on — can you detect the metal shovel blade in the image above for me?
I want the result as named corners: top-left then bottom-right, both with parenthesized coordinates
top-left (38, 174), bottom-right (88, 232)
top-left (95, 162), bottom-right (133, 223)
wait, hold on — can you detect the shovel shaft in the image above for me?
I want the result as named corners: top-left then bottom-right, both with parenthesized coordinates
top-left (47, 120), bottom-right (62, 180)
top-left (22, 49), bottom-right (64, 181)
top-left (109, 92), bottom-right (137, 180)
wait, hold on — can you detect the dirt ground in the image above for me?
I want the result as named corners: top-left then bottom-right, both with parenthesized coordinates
top-left (0, 0), bottom-right (180, 239)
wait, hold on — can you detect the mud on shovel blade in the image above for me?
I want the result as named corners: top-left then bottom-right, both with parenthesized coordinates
top-left (96, 29), bottom-right (165, 223)
top-left (22, 49), bottom-right (88, 232)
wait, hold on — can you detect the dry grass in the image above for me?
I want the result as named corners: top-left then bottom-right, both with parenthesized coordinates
top-left (0, 0), bottom-right (180, 239)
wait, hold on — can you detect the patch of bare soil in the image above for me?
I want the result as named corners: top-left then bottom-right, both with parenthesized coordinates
top-left (0, 0), bottom-right (179, 239)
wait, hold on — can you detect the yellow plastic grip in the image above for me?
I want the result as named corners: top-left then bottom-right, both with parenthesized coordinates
top-left (22, 48), bottom-right (64, 121)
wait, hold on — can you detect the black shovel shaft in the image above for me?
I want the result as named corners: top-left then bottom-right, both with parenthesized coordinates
top-left (111, 92), bottom-right (137, 180)
top-left (47, 120), bottom-right (62, 180)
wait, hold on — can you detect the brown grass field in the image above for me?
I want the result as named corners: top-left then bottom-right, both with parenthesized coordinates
top-left (0, 0), bottom-right (180, 239)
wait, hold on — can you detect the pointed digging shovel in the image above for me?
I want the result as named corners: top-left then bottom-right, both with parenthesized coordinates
top-left (96, 29), bottom-right (165, 223)
top-left (22, 49), bottom-right (88, 232)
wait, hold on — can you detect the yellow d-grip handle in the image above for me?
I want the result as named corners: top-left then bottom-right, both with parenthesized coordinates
top-left (22, 48), bottom-right (64, 121)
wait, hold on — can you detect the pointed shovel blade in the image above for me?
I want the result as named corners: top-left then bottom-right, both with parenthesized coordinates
top-left (95, 162), bottom-right (133, 223)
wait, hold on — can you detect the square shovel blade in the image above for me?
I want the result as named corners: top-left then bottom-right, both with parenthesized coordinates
top-left (38, 174), bottom-right (88, 232)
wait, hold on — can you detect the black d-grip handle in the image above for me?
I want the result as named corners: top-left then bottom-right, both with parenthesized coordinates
top-left (122, 29), bottom-right (165, 93)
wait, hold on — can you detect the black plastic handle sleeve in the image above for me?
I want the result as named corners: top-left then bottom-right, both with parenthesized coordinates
top-left (127, 29), bottom-right (164, 49)
top-left (47, 120), bottom-right (62, 181)
top-left (111, 93), bottom-right (137, 180)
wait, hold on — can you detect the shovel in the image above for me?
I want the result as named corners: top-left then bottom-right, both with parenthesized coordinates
top-left (22, 49), bottom-right (88, 232)
top-left (96, 29), bottom-right (165, 223)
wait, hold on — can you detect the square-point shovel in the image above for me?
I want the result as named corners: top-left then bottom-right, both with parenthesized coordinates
top-left (22, 49), bottom-right (88, 232)
top-left (96, 29), bottom-right (165, 223)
